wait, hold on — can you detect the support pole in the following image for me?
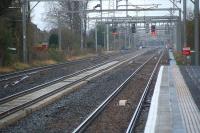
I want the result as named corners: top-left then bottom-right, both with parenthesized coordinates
top-left (116, 0), bottom-right (118, 9)
top-left (95, 24), bottom-right (98, 52)
top-left (103, 32), bottom-right (106, 49)
top-left (128, 33), bottom-right (131, 48)
top-left (178, 9), bottom-right (182, 51)
top-left (80, 18), bottom-right (83, 49)
top-left (80, 1), bottom-right (84, 50)
top-left (128, 23), bottom-right (130, 48)
top-left (126, 0), bottom-right (128, 17)
top-left (106, 24), bottom-right (109, 51)
top-left (183, 0), bottom-right (187, 47)
top-left (125, 23), bottom-right (127, 48)
top-left (175, 22), bottom-right (178, 50)
top-left (100, 0), bottom-right (102, 22)
top-left (170, 9), bottom-right (174, 46)
top-left (58, 18), bottom-right (62, 51)
top-left (22, 0), bottom-right (27, 63)
top-left (194, 0), bottom-right (199, 65)
top-left (124, 31), bottom-right (127, 48)
top-left (132, 34), bottom-right (134, 49)
top-left (114, 35), bottom-right (116, 50)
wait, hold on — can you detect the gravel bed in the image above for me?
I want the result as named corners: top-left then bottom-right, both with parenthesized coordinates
top-left (0, 51), bottom-right (131, 99)
top-left (0, 49), bottom-right (157, 133)
top-left (134, 48), bottom-right (169, 133)
top-left (179, 66), bottom-right (200, 110)
top-left (84, 53), bottom-right (160, 133)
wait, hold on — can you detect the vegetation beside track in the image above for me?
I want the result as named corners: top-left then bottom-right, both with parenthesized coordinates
top-left (0, 51), bottom-right (97, 74)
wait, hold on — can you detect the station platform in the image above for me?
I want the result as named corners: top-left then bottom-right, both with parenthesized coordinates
top-left (144, 52), bottom-right (200, 133)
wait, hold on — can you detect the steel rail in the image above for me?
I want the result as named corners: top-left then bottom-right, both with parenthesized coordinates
top-left (0, 57), bottom-right (86, 77)
top-left (0, 53), bottom-right (120, 82)
top-left (0, 62), bottom-right (118, 119)
top-left (0, 61), bottom-right (118, 119)
top-left (72, 51), bottom-right (161, 133)
top-left (0, 49), bottom-right (153, 101)
top-left (0, 52), bottom-right (135, 104)
top-left (126, 50), bottom-right (164, 133)
top-left (0, 50), bottom-right (149, 119)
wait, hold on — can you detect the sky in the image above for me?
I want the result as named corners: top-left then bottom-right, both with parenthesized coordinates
top-left (31, 0), bottom-right (195, 31)
top-left (31, 2), bottom-right (49, 30)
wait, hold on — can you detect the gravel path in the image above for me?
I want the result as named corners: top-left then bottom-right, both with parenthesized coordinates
top-left (0, 49), bottom-right (157, 133)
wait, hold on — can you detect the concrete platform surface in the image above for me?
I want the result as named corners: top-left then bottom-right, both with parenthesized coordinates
top-left (145, 65), bottom-right (200, 133)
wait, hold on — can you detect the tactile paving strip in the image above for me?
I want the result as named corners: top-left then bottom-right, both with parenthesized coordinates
top-left (173, 66), bottom-right (200, 133)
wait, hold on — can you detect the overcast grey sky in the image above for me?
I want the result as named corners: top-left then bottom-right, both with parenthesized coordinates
top-left (31, 0), bottom-right (194, 31)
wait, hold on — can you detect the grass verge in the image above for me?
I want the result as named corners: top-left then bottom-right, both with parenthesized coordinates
top-left (174, 51), bottom-right (186, 65)
top-left (0, 52), bottom-right (96, 74)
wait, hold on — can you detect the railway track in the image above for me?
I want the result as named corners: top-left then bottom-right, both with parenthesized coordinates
top-left (0, 52), bottom-right (121, 82)
top-left (0, 49), bottom-right (154, 128)
top-left (0, 50), bottom-right (139, 99)
top-left (72, 49), bottom-right (163, 133)
top-left (125, 52), bottom-right (162, 133)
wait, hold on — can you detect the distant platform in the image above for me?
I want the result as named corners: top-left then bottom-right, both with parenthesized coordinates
top-left (144, 51), bottom-right (200, 133)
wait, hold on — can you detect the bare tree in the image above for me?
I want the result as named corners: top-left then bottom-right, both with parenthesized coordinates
top-left (46, 1), bottom-right (85, 33)
top-left (45, 0), bottom-right (88, 48)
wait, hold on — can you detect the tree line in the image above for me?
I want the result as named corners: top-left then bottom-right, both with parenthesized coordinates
top-left (0, 0), bottom-right (94, 67)
top-left (0, 0), bottom-right (22, 66)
